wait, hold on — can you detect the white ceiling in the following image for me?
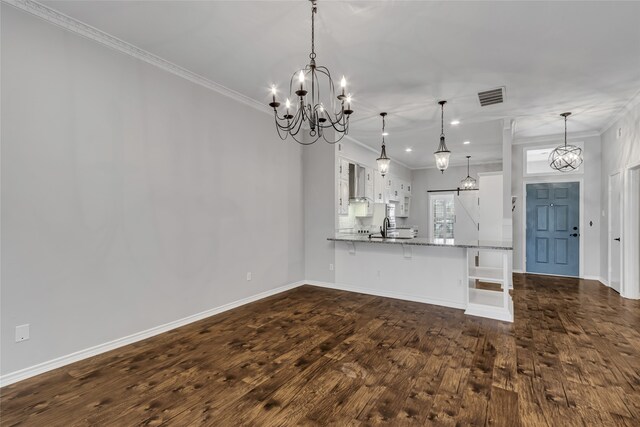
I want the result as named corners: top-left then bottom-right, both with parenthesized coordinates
top-left (40, 0), bottom-right (640, 168)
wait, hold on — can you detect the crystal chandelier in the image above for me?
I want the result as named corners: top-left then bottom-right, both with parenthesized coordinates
top-left (376, 113), bottom-right (391, 177)
top-left (434, 100), bottom-right (451, 173)
top-left (268, 0), bottom-right (353, 145)
top-left (549, 112), bottom-right (583, 172)
top-left (460, 155), bottom-right (477, 189)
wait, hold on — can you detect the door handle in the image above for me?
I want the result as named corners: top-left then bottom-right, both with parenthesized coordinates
top-left (570, 233), bottom-right (579, 237)
top-left (614, 237), bottom-right (621, 242)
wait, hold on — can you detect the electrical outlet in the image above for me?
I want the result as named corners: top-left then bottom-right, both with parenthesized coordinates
top-left (329, 264), bottom-right (334, 271)
top-left (246, 272), bottom-right (252, 281)
top-left (15, 324), bottom-right (29, 342)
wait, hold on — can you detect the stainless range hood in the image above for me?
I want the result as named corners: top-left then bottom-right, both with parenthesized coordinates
top-left (349, 163), bottom-right (369, 201)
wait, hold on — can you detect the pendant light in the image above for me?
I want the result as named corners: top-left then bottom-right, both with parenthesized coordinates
top-left (460, 155), bottom-right (477, 189)
top-left (549, 112), bottom-right (583, 172)
top-left (377, 112), bottom-right (391, 177)
top-left (434, 100), bottom-right (451, 173)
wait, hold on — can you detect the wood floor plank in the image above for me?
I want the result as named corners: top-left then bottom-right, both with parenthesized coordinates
top-left (2, 277), bottom-right (640, 426)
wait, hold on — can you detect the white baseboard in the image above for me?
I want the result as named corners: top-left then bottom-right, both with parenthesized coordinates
top-left (306, 280), bottom-right (466, 310)
top-left (0, 280), bottom-right (306, 388)
top-left (599, 277), bottom-right (610, 287)
top-left (512, 269), bottom-right (524, 274)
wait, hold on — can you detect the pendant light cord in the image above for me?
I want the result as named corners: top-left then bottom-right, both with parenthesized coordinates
top-left (564, 114), bottom-right (567, 148)
top-left (310, 1), bottom-right (316, 60)
top-left (440, 103), bottom-right (444, 137)
top-left (382, 115), bottom-right (386, 146)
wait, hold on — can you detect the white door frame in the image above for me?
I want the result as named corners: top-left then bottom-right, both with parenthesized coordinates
top-left (522, 177), bottom-right (584, 278)
top-left (622, 162), bottom-right (640, 299)
top-left (608, 171), bottom-right (624, 293)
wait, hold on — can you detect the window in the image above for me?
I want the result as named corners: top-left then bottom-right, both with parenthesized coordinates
top-left (430, 194), bottom-right (455, 239)
top-left (524, 143), bottom-right (584, 176)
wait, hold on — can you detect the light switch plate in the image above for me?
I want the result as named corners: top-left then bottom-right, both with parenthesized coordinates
top-left (15, 324), bottom-right (29, 342)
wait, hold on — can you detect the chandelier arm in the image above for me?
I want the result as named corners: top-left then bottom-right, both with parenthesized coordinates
top-left (275, 123), bottom-right (289, 141)
top-left (287, 109), bottom-right (305, 136)
top-left (275, 107), bottom-right (303, 133)
top-left (325, 115), bottom-right (349, 133)
top-left (322, 130), bottom-right (346, 145)
top-left (314, 66), bottom-right (340, 112)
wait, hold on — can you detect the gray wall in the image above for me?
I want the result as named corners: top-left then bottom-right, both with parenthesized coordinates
top-left (1, 7), bottom-right (304, 375)
top-left (303, 140), bottom-right (335, 283)
top-left (409, 163), bottom-right (503, 237)
top-left (511, 135), bottom-right (602, 277)
top-left (600, 102), bottom-right (640, 281)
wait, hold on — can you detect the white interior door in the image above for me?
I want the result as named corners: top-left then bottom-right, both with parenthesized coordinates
top-left (609, 173), bottom-right (622, 293)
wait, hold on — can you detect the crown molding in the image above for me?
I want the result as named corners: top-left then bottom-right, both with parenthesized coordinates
top-left (512, 130), bottom-right (600, 146)
top-left (2, 0), bottom-right (270, 116)
top-left (599, 89), bottom-right (640, 135)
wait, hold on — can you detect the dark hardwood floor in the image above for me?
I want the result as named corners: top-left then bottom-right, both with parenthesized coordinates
top-left (2, 274), bottom-right (640, 426)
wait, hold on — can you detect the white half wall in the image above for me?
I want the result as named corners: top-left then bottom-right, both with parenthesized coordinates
top-left (1, 6), bottom-right (304, 376)
top-left (334, 242), bottom-right (467, 309)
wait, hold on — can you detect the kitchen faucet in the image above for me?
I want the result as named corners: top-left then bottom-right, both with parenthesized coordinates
top-left (380, 216), bottom-right (391, 238)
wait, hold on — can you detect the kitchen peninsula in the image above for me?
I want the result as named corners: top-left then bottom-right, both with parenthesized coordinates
top-left (328, 234), bottom-right (514, 322)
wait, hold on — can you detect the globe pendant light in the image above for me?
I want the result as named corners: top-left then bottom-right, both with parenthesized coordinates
top-left (434, 100), bottom-right (451, 173)
top-left (268, 0), bottom-right (353, 145)
top-left (376, 112), bottom-right (391, 177)
top-left (549, 112), bottom-right (583, 172)
top-left (460, 155), bottom-right (477, 189)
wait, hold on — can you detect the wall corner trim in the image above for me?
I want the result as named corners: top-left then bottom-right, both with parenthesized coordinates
top-left (0, 280), bottom-right (306, 388)
top-left (2, 0), bottom-right (270, 115)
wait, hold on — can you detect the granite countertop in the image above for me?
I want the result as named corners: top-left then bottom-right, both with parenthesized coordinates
top-left (328, 234), bottom-right (513, 250)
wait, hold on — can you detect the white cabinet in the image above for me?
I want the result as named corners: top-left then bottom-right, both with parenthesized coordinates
top-left (374, 172), bottom-right (385, 203)
top-left (338, 157), bottom-right (350, 181)
top-left (364, 167), bottom-right (374, 201)
top-left (338, 179), bottom-right (349, 215)
top-left (337, 157), bottom-right (350, 216)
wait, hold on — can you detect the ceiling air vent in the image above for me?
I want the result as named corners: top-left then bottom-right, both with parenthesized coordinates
top-left (478, 87), bottom-right (505, 107)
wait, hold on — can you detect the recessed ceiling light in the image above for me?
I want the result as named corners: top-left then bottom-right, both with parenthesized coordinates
top-left (463, 141), bottom-right (471, 145)
top-left (405, 148), bottom-right (412, 152)
top-left (450, 120), bottom-right (460, 125)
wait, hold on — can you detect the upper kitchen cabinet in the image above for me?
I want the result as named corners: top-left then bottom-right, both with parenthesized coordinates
top-left (338, 157), bottom-right (350, 181)
top-left (364, 167), bottom-right (374, 201)
top-left (338, 179), bottom-right (349, 215)
top-left (374, 172), bottom-right (385, 203)
top-left (337, 157), bottom-right (350, 216)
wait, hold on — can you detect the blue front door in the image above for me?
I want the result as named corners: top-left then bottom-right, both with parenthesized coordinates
top-left (526, 182), bottom-right (579, 276)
